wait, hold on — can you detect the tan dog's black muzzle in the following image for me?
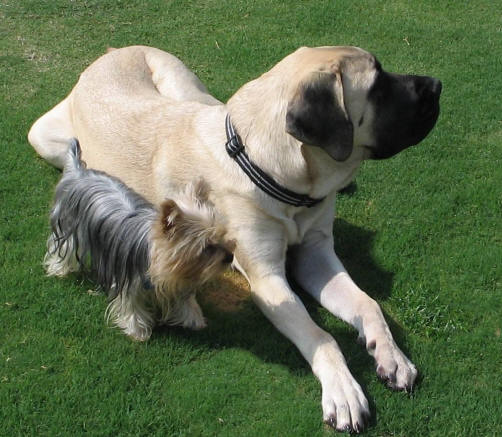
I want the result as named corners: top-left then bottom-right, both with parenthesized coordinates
top-left (368, 72), bottom-right (442, 160)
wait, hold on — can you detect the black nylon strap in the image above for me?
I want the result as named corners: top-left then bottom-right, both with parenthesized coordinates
top-left (224, 115), bottom-right (325, 208)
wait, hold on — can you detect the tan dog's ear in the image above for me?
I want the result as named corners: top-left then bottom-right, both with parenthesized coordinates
top-left (286, 71), bottom-right (353, 162)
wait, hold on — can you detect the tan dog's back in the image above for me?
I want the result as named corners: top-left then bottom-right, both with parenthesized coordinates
top-left (28, 46), bottom-right (220, 175)
top-left (69, 46), bottom-right (173, 193)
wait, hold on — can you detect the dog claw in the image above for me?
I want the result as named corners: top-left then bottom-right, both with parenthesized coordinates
top-left (353, 423), bottom-right (362, 434)
top-left (324, 417), bottom-right (337, 429)
top-left (340, 424), bottom-right (352, 433)
top-left (376, 363), bottom-right (398, 386)
top-left (325, 416), bottom-right (367, 434)
top-left (338, 424), bottom-right (362, 434)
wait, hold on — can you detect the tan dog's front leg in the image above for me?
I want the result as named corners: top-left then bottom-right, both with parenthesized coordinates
top-left (289, 232), bottom-right (417, 391)
top-left (248, 272), bottom-right (370, 432)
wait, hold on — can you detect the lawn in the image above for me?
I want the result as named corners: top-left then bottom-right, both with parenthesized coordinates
top-left (1, 0), bottom-right (501, 435)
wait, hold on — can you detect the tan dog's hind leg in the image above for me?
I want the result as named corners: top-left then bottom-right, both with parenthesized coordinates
top-left (143, 48), bottom-right (221, 106)
top-left (290, 232), bottom-right (418, 392)
top-left (28, 96), bottom-right (75, 169)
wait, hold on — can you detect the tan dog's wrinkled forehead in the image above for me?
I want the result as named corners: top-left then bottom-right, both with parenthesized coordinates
top-left (264, 46), bottom-right (381, 162)
top-left (270, 46), bottom-right (378, 81)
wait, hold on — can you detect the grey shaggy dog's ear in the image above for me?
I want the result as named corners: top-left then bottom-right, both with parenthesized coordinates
top-left (286, 72), bottom-right (353, 162)
top-left (159, 199), bottom-right (182, 234)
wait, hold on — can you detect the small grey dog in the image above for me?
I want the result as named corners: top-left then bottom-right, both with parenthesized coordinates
top-left (45, 139), bottom-right (233, 341)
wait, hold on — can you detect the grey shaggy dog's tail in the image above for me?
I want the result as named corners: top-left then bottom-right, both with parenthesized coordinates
top-left (48, 138), bottom-right (157, 297)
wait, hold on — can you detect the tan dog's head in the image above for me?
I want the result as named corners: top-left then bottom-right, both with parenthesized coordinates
top-left (231, 46), bottom-right (441, 162)
top-left (284, 46), bottom-right (442, 161)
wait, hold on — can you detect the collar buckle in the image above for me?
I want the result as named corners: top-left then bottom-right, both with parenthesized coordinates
top-left (225, 135), bottom-right (244, 158)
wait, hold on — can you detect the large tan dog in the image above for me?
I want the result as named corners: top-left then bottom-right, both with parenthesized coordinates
top-left (29, 45), bottom-right (441, 433)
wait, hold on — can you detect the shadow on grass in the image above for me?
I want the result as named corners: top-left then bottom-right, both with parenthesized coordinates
top-left (331, 219), bottom-right (417, 351)
top-left (152, 217), bottom-right (418, 426)
top-left (333, 218), bottom-right (394, 300)
top-left (161, 273), bottom-right (312, 374)
top-left (332, 218), bottom-right (419, 367)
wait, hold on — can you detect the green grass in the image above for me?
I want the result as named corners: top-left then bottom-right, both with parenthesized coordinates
top-left (1, 0), bottom-right (501, 435)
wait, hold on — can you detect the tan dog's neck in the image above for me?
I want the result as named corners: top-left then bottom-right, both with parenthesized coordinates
top-left (227, 78), bottom-right (311, 194)
top-left (226, 47), bottom-right (369, 199)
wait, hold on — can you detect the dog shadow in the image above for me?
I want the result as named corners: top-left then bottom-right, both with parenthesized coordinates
top-left (157, 272), bottom-right (310, 371)
top-left (328, 218), bottom-right (416, 366)
top-left (331, 218), bottom-right (394, 301)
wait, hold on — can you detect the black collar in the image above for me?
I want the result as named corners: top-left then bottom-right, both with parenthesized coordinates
top-left (224, 115), bottom-right (325, 208)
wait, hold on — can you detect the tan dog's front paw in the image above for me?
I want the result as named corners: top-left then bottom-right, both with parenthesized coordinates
top-left (321, 372), bottom-right (370, 433)
top-left (368, 340), bottom-right (417, 391)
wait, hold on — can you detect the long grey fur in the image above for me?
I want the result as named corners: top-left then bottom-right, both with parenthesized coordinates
top-left (48, 138), bottom-right (156, 298)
